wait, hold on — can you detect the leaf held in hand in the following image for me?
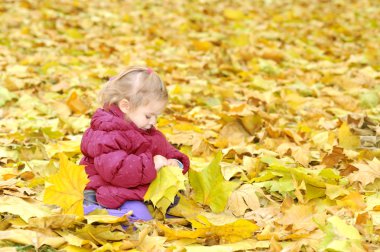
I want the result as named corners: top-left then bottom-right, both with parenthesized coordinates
top-left (144, 166), bottom-right (186, 215)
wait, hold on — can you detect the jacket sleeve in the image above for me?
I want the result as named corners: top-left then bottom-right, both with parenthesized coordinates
top-left (165, 143), bottom-right (190, 174)
top-left (153, 131), bottom-right (190, 173)
top-left (94, 150), bottom-right (157, 188)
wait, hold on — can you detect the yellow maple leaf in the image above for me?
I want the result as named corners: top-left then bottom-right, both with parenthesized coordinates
top-left (144, 166), bottom-right (186, 215)
top-left (159, 212), bottom-right (258, 243)
top-left (0, 229), bottom-right (66, 249)
top-left (43, 153), bottom-right (89, 216)
top-left (226, 184), bottom-right (260, 216)
top-left (45, 140), bottom-right (81, 158)
top-left (190, 213), bottom-right (259, 243)
top-left (223, 9), bottom-right (245, 20)
top-left (66, 90), bottom-right (90, 114)
top-left (338, 122), bottom-right (360, 150)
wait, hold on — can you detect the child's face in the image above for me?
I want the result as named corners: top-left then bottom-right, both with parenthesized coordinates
top-left (125, 100), bottom-right (166, 130)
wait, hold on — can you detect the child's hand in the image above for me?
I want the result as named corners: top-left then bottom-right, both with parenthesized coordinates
top-left (167, 159), bottom-right (180, 167)
top-left (154, 155), bottom-right (168, 171)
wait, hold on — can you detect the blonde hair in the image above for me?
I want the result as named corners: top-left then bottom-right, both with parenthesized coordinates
top-left (100, 66), bottom-right (168, 110)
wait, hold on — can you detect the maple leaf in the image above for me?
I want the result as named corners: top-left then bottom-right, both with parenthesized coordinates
top-left (0, 86), bottom-right (16, 106)
top-left (28, 214), bottom-right (77, 229)
top-left (338, 122), bottom-right (360, 150)
top-left (189, 152), bottom-right (241, 213)
top-left (144, 165), bottom-right (186, 215)
top-left (166, 193), bottom-right (204, 218)
top-left (189, 213), bottom-right (259, 243)
top-left (43, 153), bottom-right (89, 216)
top-left (226, 184), bottom-right (260, 216)
top-left (159, 212), bottom-right (259, 243)
top-left (348, 158), bottom-right (380, 186)
top-left (74, 224), bottom-right (127, 245)
top-left (0, 229), bottom-right (66, 249)
top-left (0, 195), bottom-right (52, 222)
top-left (121, 227), bottom-right (167, 251)
top-left (319, 216), bottom-right (365, 252)
top-left (276, 204), bottom-right (317, 232)
top-left (45, 140), bottom-right (81, 158)
top-left (85, 214), bottom-right (130, 225)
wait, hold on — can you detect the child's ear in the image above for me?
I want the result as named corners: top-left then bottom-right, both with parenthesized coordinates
top-left (118, 99), bottom-right (130, 114)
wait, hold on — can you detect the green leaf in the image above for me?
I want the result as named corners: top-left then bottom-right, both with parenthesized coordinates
top-left (0, 86), bottom-right (16, 107)
top-left (359, 91), bottom-right (379, 108)
top-left (320, 216), bottom-right (365, 252)
top-left (189, 152), bottom-right (241, 213)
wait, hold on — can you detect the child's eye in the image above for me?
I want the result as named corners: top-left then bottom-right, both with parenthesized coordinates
top-left (145, 115), bottom-right (151, 119)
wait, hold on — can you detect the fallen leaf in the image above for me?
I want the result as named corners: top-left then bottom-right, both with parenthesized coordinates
top-left (66, 90), bottom-right (90, 114)
top-left (29, 214), bottom-right (77, 229)
top-left (226, 184), bottom-right (260, 216)
top-left (0, 196), bottom-right (51, 222)
top-left (189, 152), bottom-right (241, 213)
top-left (159, 212), bottom-right (259, 243)
top-left (320, 216), bottom-right (365, 252)
top-left (348, 158), bottom-right (380, 186)
top-left (144, 166), bottom-right (186, 215)
top-left (338, 122), bottom-right (360, 150)
top-left (0, 229), bottom-right (66, 249)
top-left (43, 153), bottom-right (89, 216)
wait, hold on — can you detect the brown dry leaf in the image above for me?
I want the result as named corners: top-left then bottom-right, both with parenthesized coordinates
top-left (322, 146), bottom-right (347, 167)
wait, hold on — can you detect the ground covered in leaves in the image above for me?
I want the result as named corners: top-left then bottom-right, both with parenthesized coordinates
top-left (1, 0), bottom-right (380, 251)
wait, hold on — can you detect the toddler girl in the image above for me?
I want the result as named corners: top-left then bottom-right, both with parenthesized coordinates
top-left (80, 66), bottom-right (190, 221)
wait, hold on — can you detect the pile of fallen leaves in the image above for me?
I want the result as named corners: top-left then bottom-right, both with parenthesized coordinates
top-left (1, 0), bottom-right (380, 251)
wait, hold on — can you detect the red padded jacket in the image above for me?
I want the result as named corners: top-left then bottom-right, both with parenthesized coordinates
top-left (80, 104), bottom-right (190, 208)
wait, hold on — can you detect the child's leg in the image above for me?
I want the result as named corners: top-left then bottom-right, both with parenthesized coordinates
top-left (166, 195), bottom-right (180, 218)
top-left (83, 190), bottom-right (152, 221)
top-left (119, 201), bottom-right (153, 221)
top-left (84, 190), bottom-right (97, 205)
top-left (83, 190), bottom-right (102, 215)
